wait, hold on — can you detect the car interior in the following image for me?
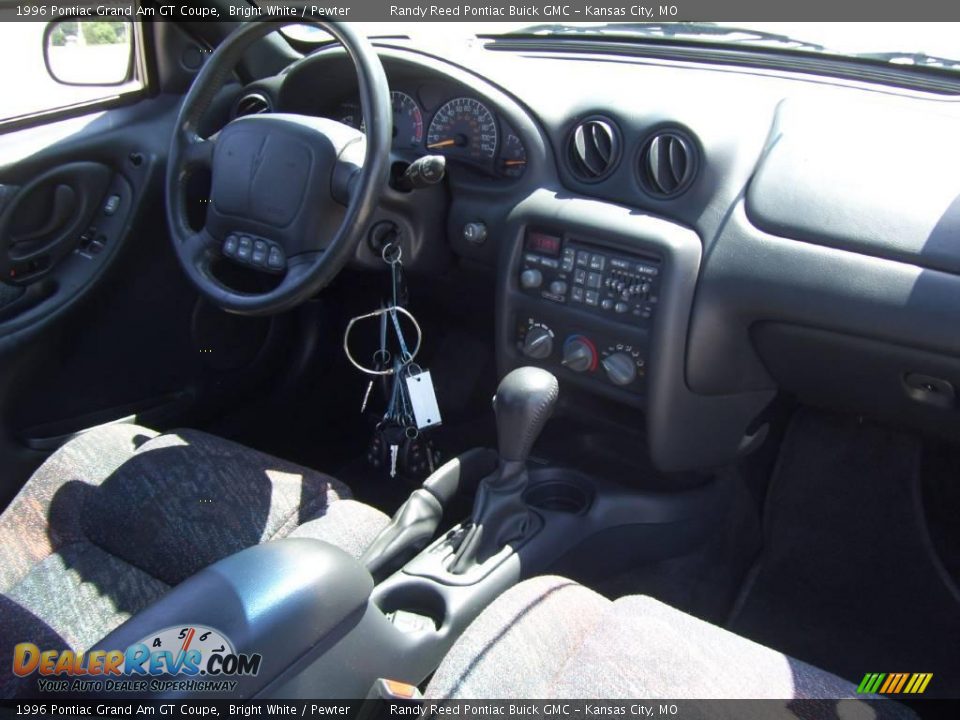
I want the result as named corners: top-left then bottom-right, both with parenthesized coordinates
top-left (1, 8), bottom-right (959, 711)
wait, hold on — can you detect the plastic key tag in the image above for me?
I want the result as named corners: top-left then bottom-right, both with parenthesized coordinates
top-left (404, 369), bottom-right (442, 429)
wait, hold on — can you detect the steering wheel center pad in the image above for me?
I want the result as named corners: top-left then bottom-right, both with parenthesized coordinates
top-left (208, 115), bottom-right (364, 257)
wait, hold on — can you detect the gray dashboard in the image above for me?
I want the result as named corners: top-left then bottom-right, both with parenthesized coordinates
top-left (258, 38), bottom-right (960, 470)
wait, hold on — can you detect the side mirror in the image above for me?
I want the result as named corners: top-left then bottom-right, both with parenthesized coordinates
top-left (43, 20), bottom-right (133, 86)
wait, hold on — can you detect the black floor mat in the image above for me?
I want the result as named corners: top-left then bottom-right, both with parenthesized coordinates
top-left (729, 410), bottom-right (960, 698)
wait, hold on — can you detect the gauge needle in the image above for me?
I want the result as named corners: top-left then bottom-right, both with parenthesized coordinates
top-left (427, 139), bottom-right (457, 149)
top-left (503, 160), bottom-right (527, 166)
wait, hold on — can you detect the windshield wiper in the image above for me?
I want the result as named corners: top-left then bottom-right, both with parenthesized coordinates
top-left (490, 22), bottom-right (826, 53)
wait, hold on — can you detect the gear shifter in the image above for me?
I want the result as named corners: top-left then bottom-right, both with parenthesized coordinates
top-left (450, 367), bottom-right (559, 573)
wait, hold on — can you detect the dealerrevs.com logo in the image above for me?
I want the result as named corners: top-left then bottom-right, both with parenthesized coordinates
top-left (12, 625), bottom-right (262, 694)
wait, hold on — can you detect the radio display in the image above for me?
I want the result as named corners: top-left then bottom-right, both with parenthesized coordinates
top-left (526, 230), bottom-right (562, 257)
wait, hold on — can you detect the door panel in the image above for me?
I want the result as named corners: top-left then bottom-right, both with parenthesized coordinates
top-left (0, 61), bottom-right (287, 509)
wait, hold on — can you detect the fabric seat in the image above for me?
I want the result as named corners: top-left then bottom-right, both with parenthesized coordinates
top-left (0, 423), bottom-right (389, 697)
top-left (427, 576), bottom-right (915, 717)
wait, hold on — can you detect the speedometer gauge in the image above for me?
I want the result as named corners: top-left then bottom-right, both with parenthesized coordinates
top-left (426, 98), bottom-right (498, 162)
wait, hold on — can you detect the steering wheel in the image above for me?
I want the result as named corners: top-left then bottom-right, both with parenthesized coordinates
top-left (166, 21), bottom-right (391, 316)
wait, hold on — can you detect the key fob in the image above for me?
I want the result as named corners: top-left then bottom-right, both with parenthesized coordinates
top-left (398, 435), bottom-right (440, 482)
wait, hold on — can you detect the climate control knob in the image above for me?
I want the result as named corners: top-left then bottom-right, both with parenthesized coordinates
top-left (522, 326), bottom-right (554, 359)
top-left (602, 352), bottom-right (637, 386)
top-left (562, 336), bottom-right (597, 373)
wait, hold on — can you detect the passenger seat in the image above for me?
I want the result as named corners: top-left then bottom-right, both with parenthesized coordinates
top-left (426, 576), bottom-right (914, 716)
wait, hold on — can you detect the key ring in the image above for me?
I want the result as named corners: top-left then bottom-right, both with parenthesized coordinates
top-left (382, 242), bottom-right (402, 265)
top-left (343, 305), bottom-right (422, 376)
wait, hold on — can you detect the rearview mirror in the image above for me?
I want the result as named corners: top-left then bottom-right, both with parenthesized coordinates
top-left (44, 20), bottom-right (133, 86)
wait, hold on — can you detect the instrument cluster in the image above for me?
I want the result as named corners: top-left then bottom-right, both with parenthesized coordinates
top-left (333, 90), bottom-right (528, 180)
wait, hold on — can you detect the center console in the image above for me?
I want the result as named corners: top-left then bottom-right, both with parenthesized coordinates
top-left (83, 363), bottom-right (724, 701)
top-left (508, 226), bottom-right (663, 403)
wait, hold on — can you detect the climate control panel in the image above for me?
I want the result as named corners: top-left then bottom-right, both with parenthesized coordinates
top-left (516, 318), bottom-right (647, 393)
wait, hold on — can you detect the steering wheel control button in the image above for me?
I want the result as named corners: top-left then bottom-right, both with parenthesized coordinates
top-left (252, 239), bottom-right (268, 266)
top-left (267, 245), bottom-right (285, 270)
top-left (236, 236), bottom-right (253, 261)
top-left (222, 233), bottom-right (286, 273)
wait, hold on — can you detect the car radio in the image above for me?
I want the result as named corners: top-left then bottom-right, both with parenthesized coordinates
top-left (518, 229), bottom-right (661, 324)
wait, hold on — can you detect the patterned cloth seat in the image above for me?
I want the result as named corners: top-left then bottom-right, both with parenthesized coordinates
top-left (426, 576), bottom-right (916, 717)
top-left (0, 424), bottom-right (389, 697)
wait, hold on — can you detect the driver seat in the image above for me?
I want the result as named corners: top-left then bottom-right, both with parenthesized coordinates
top-left (0, 423), bottom-right (390, 696)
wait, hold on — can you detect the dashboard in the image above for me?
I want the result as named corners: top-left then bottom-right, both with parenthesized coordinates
top-left (235, 38), bottom-right (960, 475)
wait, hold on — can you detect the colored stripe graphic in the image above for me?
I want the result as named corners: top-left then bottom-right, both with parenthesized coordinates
top-left (858, 672), bottom-right (932, 694)
top-left (857, 673), bottom-right (885, 694)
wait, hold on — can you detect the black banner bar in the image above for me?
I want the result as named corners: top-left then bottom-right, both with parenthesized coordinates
top-left (1, 699), bottom-right (956, 720)
top-left (4, 0), bottom-right (960, 22)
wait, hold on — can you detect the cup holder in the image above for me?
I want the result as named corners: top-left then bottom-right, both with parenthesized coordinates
top-left (375, 579), bottom-right (447, 632)
top-left (524, 475), bottom-right (592, 514)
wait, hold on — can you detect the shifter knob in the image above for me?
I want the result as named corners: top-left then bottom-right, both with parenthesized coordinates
top-left (493, 367), bottom-right (559, 463)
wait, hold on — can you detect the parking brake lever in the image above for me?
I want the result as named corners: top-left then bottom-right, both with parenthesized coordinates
top-left (360, 447), bottom-right (498, 579)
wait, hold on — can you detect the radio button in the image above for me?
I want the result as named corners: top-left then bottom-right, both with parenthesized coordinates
top-left (520, 269), bottom-right (544, 289)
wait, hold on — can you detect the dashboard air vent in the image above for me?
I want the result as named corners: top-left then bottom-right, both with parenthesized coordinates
top-left (234, 92), bottom-right (272, 118)
top-left (638, 129), bottom-right (699, 198)
top-left (567, 117), bottom-right (621, 182)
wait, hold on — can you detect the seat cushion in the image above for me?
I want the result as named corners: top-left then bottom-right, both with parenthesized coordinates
top-left (0, 423), bottom-right (389, 697)
top-left (426, 576), bottom-right (915, 716)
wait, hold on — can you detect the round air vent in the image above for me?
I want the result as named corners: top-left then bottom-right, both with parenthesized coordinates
top-left (567, 116), bottom-right (621, 182)
top-left (234, 92), bottom-right (272, 118)
top-left (638, 129), bottom-right (699, 198)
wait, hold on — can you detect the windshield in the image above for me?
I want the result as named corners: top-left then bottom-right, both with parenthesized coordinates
top-left (282, 21), bottom-right (960, 72)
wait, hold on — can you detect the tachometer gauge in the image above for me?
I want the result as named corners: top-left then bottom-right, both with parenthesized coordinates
top-left (391, 91), bottom-right (423, 148)
top-left (426, 98), bottom-right (498, 162)
top-left (336, 101), bottom-right (363, 130)
top-left (500, 134), bottom-right (527, 178)
top-left (335, 92), bottom-right (423, 148)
